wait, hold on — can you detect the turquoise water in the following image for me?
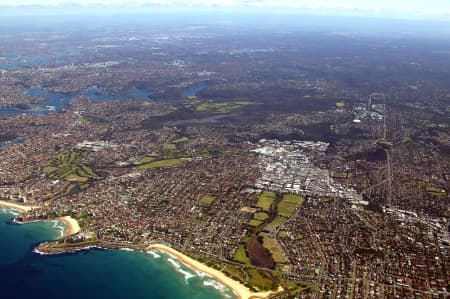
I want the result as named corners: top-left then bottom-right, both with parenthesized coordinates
top-left (0, 209), bottom-right (235, 299)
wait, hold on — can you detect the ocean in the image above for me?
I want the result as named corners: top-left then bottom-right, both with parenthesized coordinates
top-left (0, 208), bottom-right (235, 299)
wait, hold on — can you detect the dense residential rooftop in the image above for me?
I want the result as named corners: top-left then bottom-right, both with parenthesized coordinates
top-left (0, 24), bottom-right (449, 298)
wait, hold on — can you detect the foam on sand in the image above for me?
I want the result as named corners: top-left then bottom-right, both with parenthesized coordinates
top-left (147, 243), bottom-right (284, 299)
top-left (147, 250), bottom-right (161, 259)
top-left (204, 278), bottom-right (227, 290)
top-left (0, 203), bottom-right (79, 239)
top-left (50, 220), bottom-right (66, 238)
top-left (203, 279), bottom-right (234, 298)
top-left (0, 207), bottom-right (22, 216)
top-left (167, 257), bottom-right (197, 284)
top-left (57, 216), bottom-right (80, 237)
top-left (0, 200), bottom-right (39, 213)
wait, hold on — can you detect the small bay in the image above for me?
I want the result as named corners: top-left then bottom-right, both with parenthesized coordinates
top-left (0, 209), bottom-right (235, 299)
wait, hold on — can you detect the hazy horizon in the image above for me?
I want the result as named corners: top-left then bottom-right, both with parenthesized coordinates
top-left (1, 0), bottom-right (450, 22)
top-left (1, 8), bottom-right (450, 40)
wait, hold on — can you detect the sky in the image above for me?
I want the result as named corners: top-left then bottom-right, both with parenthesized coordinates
top-left (0, 0), bottom-right (450, 20)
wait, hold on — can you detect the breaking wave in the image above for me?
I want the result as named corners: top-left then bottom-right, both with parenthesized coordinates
top-left (0, 207), bottom-right (21, 216)
top-left (167, 257), bottom-right (196, 284)
top-left (203, 279), bottom-right (233, 298)
top-left (50, 220), bottom-right (66, 238)
top-left (147, 250), bottom-right (161, 259)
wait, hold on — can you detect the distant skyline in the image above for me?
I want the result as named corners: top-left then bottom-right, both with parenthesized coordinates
top-left (1, 0), bottom-right (450, 21)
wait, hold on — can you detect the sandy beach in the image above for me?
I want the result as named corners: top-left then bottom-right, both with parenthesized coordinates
top-left (57, 216), bottom-right (81, 237)
top-left (1, 201), bottom-right (277, 297)
top-left (0, 200), bottom-right (39, 212)
top-left (0, 200), bottom-right (80, 237)
top-left (147, 244), bottom-right (283, 299)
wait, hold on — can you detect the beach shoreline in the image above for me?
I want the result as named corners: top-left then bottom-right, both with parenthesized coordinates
top-left (1, 201), bottom-right (282, 298)
top-left (0, 200), bottom-right (80, 237)
top-left (35, 241), bottom-right (283, 299)
top-left (147, 243), bottom-right (283, 299)
top-left (57, 216), bottom-right (81, 237)
top-left (0, 200), bottom-right (39, 212)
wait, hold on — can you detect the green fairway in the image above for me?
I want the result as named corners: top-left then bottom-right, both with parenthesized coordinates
top-left (138, 156), bottom-right (156, 164)
top-left (277, 194), bottom-right (303, 218)
top-left (162, 143), bottom-right (177, 150)
top-left (65, 174), bottom-right (89, 182)
top-left (64, 184), bottom-right (77, 195)
top-left (278, 231), bottom-right (289, 238)
top-left (195, 101), bottom-right (254, 113)
top-left (247, 269), bottom-right (278, 291)
top-left (259, 232), bottom-right (289, 264)
top-left (253, 212), bottom-right (269, 221)
top-left (199, 195), bottom-right (215, 206)
top-left (172, 137), bottom-right (190, 143)
top-left (265, 216), bottom-right (288, 231)
top-left (425, 186), bottom-right (447, 196)
top-left (256, 191), bottom-right (276, 212)
top-left (159, 150), bottom-right (190, 159)
top-left (138, 158), bottom-right (187, 170)
top-left (195, 150), bottom-right (212, 158)
top-left (43, 148), bottom-right (100, 182)
top-left (331, 172), bottom-right (351, 179)
top-left (233, 244), bottom-right (251, 265)
top-left (43, 166), bottom-right (58, 174)
top-left (249, 219), bottom-right (264, 227)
